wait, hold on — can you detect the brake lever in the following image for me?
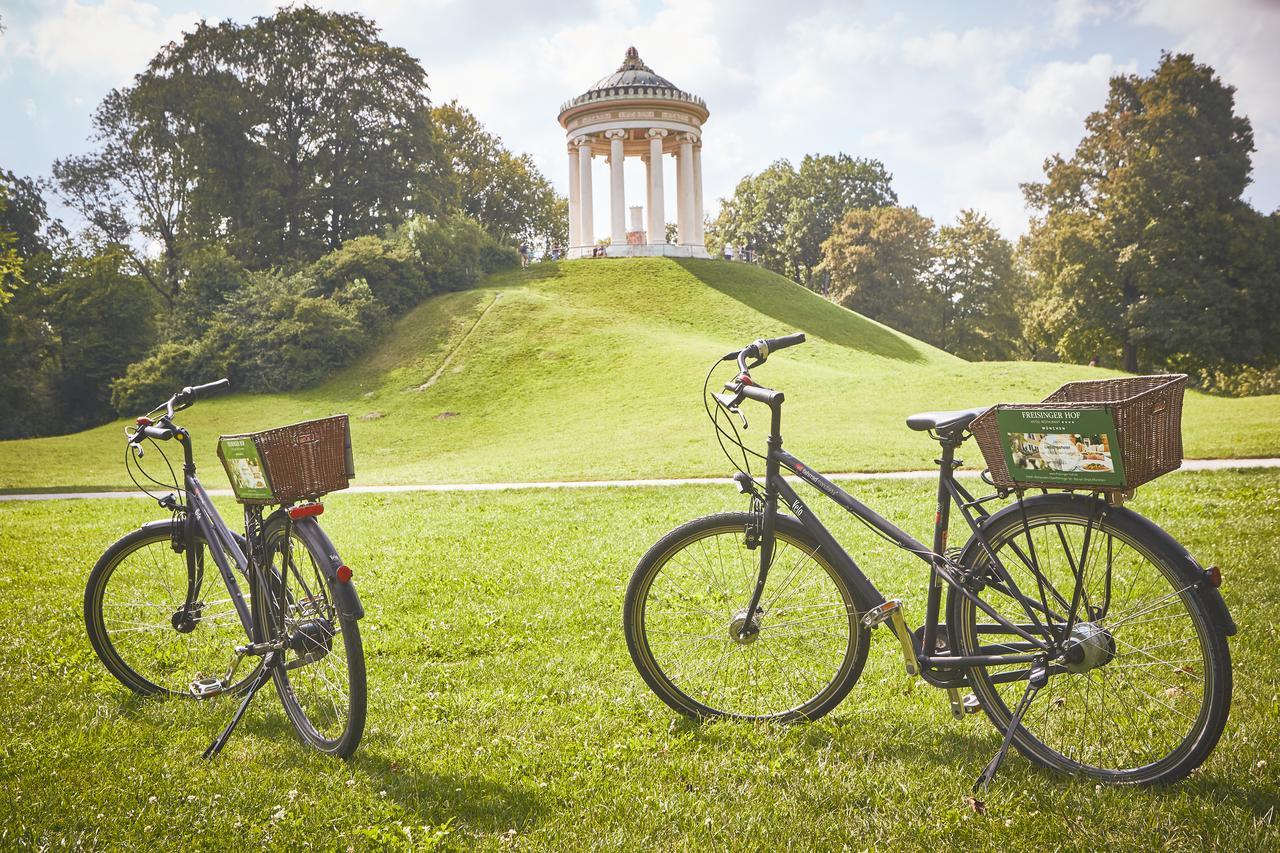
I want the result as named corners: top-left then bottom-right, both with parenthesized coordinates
top-left (124, 426), bottom-right (145, 458)
top-left (712, 392), bottom-right (749, 429)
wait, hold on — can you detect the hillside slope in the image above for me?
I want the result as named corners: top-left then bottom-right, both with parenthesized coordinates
top-left (2, 258), bottom-right (1276, 491)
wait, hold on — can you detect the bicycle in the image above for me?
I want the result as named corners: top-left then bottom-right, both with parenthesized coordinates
top-left (623, 334), bottom-right (1236, 788)
top-left (84, 379), bottom-right (367, 759)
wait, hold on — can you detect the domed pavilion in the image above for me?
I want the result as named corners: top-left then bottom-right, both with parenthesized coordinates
top-left (557, 47), bottom-right (710, 258)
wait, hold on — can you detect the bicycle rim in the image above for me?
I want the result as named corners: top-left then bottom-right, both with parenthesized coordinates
top-left (954, 503), bottom-right (1228, 782)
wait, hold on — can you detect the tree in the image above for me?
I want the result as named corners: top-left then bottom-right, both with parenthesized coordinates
top-left (1021, 52), bottom-right (1276, 373)
top-left (934, 210), bottom-right (1023, 360)
top-left (56, 5), bottom-right (442, 279)
top-left (820, 205), bottom-right (941, 344)
top-left (54, 87), bottom-right (192, 303)
top-left (46, 246), bottom-right (160, 429)
top-left (432, 101), bottom-right (564, 246)
top-left (0, 170), bottom-right (64, 437)
top-left (713, 154), bottom-right (896, 285)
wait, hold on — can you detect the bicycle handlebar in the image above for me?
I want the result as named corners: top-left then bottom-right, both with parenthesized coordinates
top-left (724, 333), bottom-right (807, 374)
top-left (173, 378), bottom-right (231, 408)
top-left (127, 378), bottom-right (231, 450)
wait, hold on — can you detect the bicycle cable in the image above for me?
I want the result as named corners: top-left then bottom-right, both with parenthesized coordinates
top-left (124, 436), bottom-right (182, 504)
top-left (702, 357), bottom-right (765, 487)
top-left (704, 352), bottom-right (949, 566)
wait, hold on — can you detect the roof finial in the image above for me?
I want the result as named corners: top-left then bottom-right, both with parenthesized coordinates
top-left (620, 46), bottom-right (648, 71)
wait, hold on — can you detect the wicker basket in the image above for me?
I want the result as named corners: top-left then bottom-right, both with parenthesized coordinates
top-left (970, 375), bottom-right (1186, 492)
top-left (217, 415), bottom-right (354, 505)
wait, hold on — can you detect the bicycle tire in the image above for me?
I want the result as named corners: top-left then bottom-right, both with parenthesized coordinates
top-left (84, 521), bottom-right (258, 697)
top-left (255, 514), bottom-right (366, 758)
top-left (624, 512), bottom-right (870, 722)
top-left (948, 493), bottom-right (1231, 784)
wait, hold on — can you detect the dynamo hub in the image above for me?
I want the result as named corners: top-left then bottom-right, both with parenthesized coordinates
top-left (1060, 621), bottom-right (1116, 674)
top-left (728, 607), bottom-right (763, 645)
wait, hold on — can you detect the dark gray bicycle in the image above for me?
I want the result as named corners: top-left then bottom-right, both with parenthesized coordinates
top-left (84, 380), bottom-right (366, 759)
top-left (624, 334), bottom-right (1235, 787)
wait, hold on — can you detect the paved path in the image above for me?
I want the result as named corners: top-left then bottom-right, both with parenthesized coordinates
top-left (2, 458), bottom-right (1276, 502)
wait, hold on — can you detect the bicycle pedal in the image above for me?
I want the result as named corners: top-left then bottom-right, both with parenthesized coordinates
top-left (190, 677), bottom-right (226, 699)
top-left (963, 693), bottom-right (982, 714)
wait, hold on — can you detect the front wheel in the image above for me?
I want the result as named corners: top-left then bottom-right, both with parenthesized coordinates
top-left (85, 521), bottom-right (258, 697)
top-left (255, 515), bottom-right (366, 758)
top-left (948, 494), bottom-right (1232, 784)
top-left (624, 512), bottom-right (870, 722)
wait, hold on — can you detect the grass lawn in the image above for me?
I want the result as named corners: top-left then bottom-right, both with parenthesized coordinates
top-left (2, 258), bottom-right (1278, 492)
top-left (2, 469), bottom-right (1277, 850)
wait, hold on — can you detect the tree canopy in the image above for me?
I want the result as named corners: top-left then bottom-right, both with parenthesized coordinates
top-left (710, 154), bottom-right (896, 286)
top-left (1021, 52), bottom-right (1279, 373)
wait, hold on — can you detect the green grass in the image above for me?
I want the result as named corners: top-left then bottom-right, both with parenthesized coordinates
top-left (1, 258), bottom-right (1277, 492)
top-left (2, 470), bottom-right (1277, 849)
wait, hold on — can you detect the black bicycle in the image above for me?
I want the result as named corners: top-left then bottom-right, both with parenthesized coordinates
top-left (624, 334), bottom-right (1235, 787)
top-left (84, 380), bottom-right (366, 759)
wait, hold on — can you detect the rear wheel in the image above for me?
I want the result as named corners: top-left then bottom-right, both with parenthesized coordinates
top-left (255, 515), bottom-right (366, 758)
top-left (949, 495), bottom-right (1231, 784)
top-left (85, 521), bottom-right (257, 697)
top-left (624, 512), bottom-right (870, 722)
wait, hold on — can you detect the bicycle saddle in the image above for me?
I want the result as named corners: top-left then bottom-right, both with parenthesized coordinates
top-left (905, 407), bottom-right (987, 434)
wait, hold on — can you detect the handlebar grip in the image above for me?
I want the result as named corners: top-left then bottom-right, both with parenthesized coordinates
top-left (139, 425), bottom-right (176, 442)
top-left (185, 378), bottom-right (231, 400)
top-left (763, 332), bottom-right (805, 354)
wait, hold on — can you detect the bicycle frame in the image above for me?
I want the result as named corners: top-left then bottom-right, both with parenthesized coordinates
top-left (739, 390), bottom-right (1063, 682)
top-left (167, 427), bottom-right (257, 638)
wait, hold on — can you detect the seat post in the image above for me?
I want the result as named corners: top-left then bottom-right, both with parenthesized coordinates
top-left (922, 438), bottom-right (958, 657)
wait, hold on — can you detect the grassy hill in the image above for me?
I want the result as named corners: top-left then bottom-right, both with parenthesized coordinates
top-left (1, 258), bottom-right (1277, 491)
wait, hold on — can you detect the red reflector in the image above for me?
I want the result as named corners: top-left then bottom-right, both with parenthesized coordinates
top-left (1207, 565), bottom-right (1222, 588)
top-left (288, 503), bottom-right (324, 520)
top-left (136, 416), bottom-right (153, 426)
top-left (336, 565), bottom-right (352, 583)
top-left (738, 373), bottom-right (754, 385)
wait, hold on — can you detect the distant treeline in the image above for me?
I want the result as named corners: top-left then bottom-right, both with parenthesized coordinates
top-left (708, 54), bottom-right (1280, 393)
top-left (0, 6), bottom-right (565, 439)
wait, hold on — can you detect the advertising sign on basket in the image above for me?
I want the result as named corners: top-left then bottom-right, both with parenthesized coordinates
top-left (218, 436), bottom-right (275, 502)
top-left (996, 408), bottom-right (1126, 488)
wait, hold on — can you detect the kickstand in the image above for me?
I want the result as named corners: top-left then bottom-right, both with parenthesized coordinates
top-left (202, 652), bottom-right (277, 760)
top-left (973, 658), bottom-right (1048, 792)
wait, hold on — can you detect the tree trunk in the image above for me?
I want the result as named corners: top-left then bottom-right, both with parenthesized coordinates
top-left (1122, 341), bottom-right (1138, 373)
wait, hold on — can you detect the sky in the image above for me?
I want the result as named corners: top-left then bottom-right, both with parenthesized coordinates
top-left (2, 0), bottom-right (1279, 241)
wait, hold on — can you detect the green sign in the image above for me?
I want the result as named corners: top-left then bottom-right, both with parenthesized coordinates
top-left (996, 407), bottom-right (1126, 487)
top-left (218, 436), bottom-right (275, 501)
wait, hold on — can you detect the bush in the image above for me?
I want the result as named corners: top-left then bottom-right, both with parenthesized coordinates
top-left (1192, 364), bottom-right (1280, 397)
top-left (309, 235), bottom-right (425, 314)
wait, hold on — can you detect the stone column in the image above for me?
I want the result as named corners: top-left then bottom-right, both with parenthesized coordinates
top-left (576, 136), bottom-right (594, 252)
top-left (647, 130), bottom-right (667, 246)
top-left (693, 141), bottom-right (704, 246)
top-left (677, 133), bottom-right (695, 245)
top-left (606, 130), bottom-right (627, 248)
top-left (567, 145), bottom-right (580, 251)
top-left (643, 154), bottom-right (653, 245)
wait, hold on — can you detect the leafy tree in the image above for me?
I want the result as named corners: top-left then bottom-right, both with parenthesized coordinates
top-left (47, 246), bottom-right (160, 429)
top-left (934, 210), bottom-right (1023, 360)
top-left (713, 154), bottom-right (896, 286)
top-left (432, 101), bottom-right (564, 246)
top-left (58, 5), bottom-right (442, 281)
top-left (53, 87), bottom-right (192, 303)
top-left (0, 171), bottom-right (65, 437)
top-left (1021, 52), bottom-right (1276, 373)
top-left (819, 205), bottom-right (941, 344)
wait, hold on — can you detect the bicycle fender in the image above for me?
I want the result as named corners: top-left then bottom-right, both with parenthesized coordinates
top-left (289, 517), bottom-right (365, 621)
top-left (958, 493), bottom-right (1236, 638)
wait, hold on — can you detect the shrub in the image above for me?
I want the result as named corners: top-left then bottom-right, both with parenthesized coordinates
top-left (309, 235), bottom-right (426, 314)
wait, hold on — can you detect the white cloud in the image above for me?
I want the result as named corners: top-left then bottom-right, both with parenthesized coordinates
top-left (17, 0), bottom-right (199, 83)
